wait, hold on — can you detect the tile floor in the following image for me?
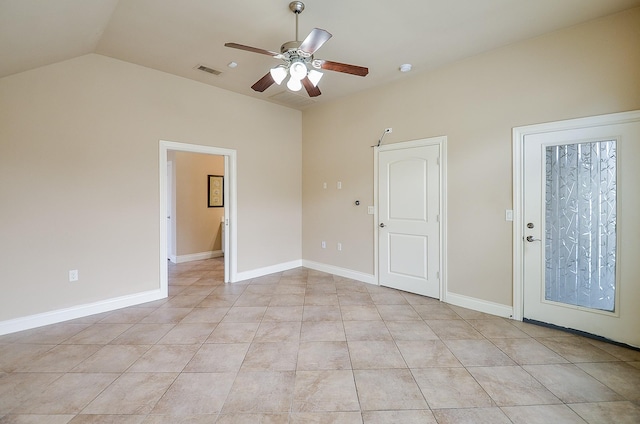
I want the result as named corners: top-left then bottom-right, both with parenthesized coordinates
top-left (1, 258), bottom-right (639, 423)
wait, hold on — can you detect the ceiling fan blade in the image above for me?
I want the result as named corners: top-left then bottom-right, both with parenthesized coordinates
top-left (224, 42), bottom-right (281, 58)
top-left (299, 28), bottom-right (332, 54)
top-left (251, 72), bottom-right (275, 92)
top-left (317, 60), bottom-right (369, 77)
top-left (302, 77), bottom-right (321, 97)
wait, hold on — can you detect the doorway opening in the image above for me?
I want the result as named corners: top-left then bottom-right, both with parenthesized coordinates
top-left (159, 140), bottom-right (238, 297)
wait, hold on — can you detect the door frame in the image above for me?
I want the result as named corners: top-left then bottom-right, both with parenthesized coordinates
top-left (374, 136), bottom-right (448, 301)
top-left (167, 160), bottom-right (176, 263)
top-left (512, 110), bottom-right (640, 321)
top-left (159, 140), bottom-right (238, 297)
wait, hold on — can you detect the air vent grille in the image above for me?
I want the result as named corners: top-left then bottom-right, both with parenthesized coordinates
top-left (269, 90), bottom-right (316, 108)
top-left (195, 64), bottom-right (222, 76)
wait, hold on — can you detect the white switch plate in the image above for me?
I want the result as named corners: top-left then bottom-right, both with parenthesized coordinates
top-left (321, 241), bottom-right (326, 248)
top-left (337, 242), bottom-right (342, 251)
top-left (505, 209), bottom-right (514, 221)
top-left (367, 206), bottom-right (374, 215)
top-left (337, 181), bottom-right (342, 189)
top-left (323, 182), bottom-right (327, 189)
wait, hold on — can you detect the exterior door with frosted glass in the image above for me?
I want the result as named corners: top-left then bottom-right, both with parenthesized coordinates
top-left (522, 117), bottom-right (640, 345)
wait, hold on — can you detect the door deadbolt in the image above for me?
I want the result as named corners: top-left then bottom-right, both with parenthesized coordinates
top-left (379, 223), bottom-right (385, 228)
top-left (527, 223), bottom-right (535, 229)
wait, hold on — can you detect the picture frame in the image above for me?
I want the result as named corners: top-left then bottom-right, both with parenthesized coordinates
top-left (208, 175), bottom-right (224, 207)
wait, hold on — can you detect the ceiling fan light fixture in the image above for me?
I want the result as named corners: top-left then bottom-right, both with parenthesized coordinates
top-left (270, 66), bottom-right (287, 85)
top-left (224, 1), bottom-right (368, 98)
top-left (287, 77), bottom-right (303, 91)
top-left (289, 61), bottom-right (308, 80)
top-left (308, 69), bottom-right (323, 87)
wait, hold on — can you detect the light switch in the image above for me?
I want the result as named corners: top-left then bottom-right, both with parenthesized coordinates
top-left (506, 209), bottom-right (514, 221)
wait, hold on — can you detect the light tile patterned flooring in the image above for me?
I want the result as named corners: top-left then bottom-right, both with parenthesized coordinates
top-left (1, 258), bottom-right (639, 423)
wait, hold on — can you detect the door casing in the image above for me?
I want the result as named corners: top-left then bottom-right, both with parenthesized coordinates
top-left (374, 136), bottom-right (447, 301)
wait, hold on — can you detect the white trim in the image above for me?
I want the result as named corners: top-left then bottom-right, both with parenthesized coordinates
top-left (159, 140), bottom-right (238, 289)
top-left (440, 139), bottom-right (448, 303)
top-left (446, 292), bottom-right (513, 319)
top-left (0, 289), bottom-right (165, 336)
top-left (512, 110), bottom-right (640, 321)
top-left (512, 127), bottom-right (524, 321)
top-left (235, 260), bottom-right (303, 282)
top-left (372, 147), bottom-right (379, 285)
top-left (176, 250), bottom-right (223, 264)
top-left (374, 136), bottom-right (448, 301)
top-left (167, 160), bottom-right (175, 262)
top-left (302, 260), bottom-right (377, 285)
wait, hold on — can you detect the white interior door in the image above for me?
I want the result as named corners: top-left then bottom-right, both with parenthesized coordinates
top-left (522, 113), bottom-right (640, 346)
top-left (378, 142), bottom-right (441, 298)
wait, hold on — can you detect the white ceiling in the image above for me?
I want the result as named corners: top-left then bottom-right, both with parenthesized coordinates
top-left (2, 0), bottom-right (639, 109)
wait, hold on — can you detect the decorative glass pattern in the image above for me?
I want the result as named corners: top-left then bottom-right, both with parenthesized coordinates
top-left (545, 140), bottom-right (616, 312)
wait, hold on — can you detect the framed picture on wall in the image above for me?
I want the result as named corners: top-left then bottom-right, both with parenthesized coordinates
top-left (208, 175), bottom-right (224, 207)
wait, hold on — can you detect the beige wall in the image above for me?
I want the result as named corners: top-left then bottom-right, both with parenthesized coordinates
top-left (302, 8), bottom-right (640, 306)
top-left (174, 152), bottom-right (225, 256)
top-left (0, 53), bottom-right (301, 322)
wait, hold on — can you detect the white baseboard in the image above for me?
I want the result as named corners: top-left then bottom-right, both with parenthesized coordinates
top-left (0, 289), bottom-right (166, 336)
top-left (176, 250), bottom-right (223, 264)
top-left (234, 260), bottom-right (303, 282)
top-left (302, 260), bottom-right (377, 285)
top-left (445, 291), bottom-right (513, 318)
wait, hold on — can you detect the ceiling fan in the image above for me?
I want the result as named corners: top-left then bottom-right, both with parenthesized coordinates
top-left (224, 1), bottom-right (368, 97)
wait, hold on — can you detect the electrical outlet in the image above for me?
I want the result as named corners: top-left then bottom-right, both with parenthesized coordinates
top-left (69, 269), bottom-right (79, 282)
top-left (367, 206), bottom-right (374, 215)
top-left (323, 182), bottom-right (327, 189)
top-left (337, 181), bottom-right (342, 189)
top-left (321, 241), bottom-right (326, 249)
top-left (337, 242), bottom-right (342, 251)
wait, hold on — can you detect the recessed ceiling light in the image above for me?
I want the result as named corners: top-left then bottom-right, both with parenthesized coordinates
top-left (399, 64), bottom-right (412, 72)
top-left (227, 61), bottom-right (238, 68)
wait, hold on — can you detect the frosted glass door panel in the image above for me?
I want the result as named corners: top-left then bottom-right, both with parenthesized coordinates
top-left (544, 141), bottom-right (616, 312)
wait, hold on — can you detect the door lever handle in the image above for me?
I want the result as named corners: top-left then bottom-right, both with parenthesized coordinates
top-left (526, 236), bottom-right (541, 242)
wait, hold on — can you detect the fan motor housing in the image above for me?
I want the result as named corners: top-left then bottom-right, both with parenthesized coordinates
top-left (281, 41), bottom-right (302, 53)
top-left (281, 40), bottom-right (313, 65)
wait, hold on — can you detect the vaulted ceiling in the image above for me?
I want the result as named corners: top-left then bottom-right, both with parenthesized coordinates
top-left (2, 0), bottom-right (639, 109)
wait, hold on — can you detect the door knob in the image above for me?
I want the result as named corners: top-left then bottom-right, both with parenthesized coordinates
top-left (379, 223), bottom-right (385, 228)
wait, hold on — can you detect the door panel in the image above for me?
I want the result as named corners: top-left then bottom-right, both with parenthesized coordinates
top-left (389, 233), bottom-right (428, 279)
top-left (389, 158), bottom-right (427, 221)
top-left (379, 143), bottom-right (440, 298)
